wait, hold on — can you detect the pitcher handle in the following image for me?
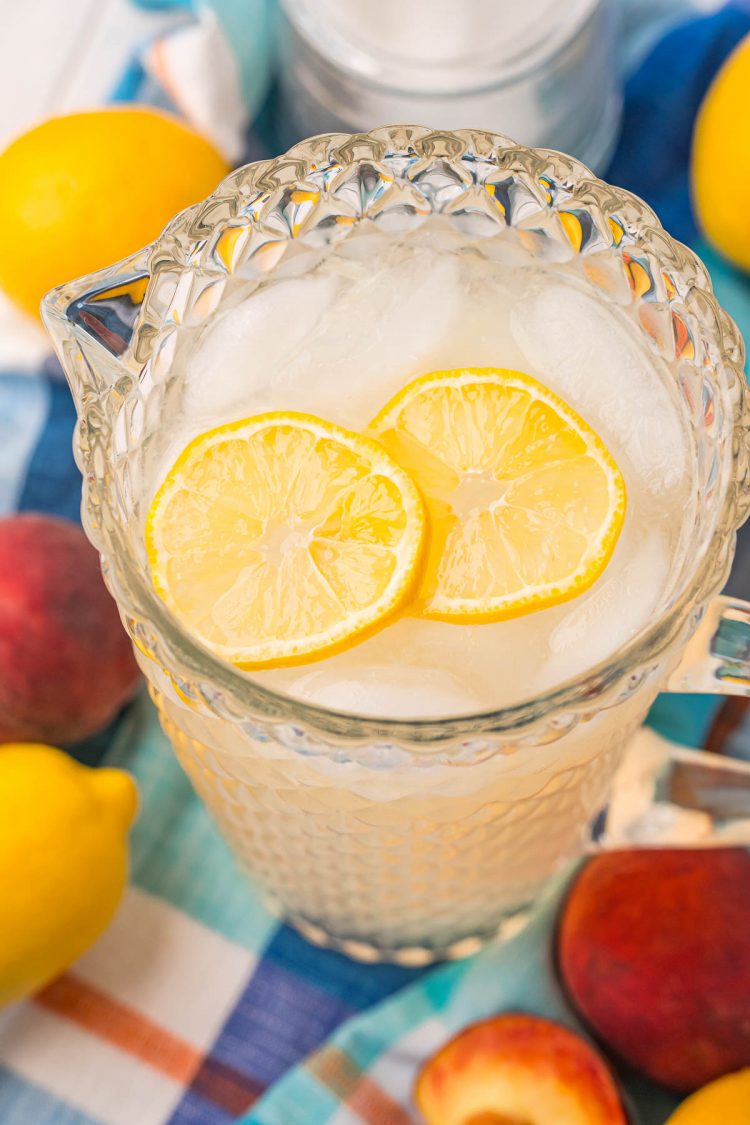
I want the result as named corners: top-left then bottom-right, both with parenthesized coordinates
top-left (592, 730), bottom-right (750, 850)
top-left (592, 594), bottom-right (750, 850)
top-left (667, 595), bottom-right (750, 695)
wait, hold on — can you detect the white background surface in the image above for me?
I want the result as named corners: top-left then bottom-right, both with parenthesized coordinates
top-left (0, 0), bottom-right (173, 364)
top-left (0, 0), bottom-right (168, 151)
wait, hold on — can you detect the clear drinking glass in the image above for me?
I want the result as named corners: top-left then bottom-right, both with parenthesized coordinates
top-left (44, 126), bottom-right (750, 965)
top-left (278, 0), bottom-right (622, 172)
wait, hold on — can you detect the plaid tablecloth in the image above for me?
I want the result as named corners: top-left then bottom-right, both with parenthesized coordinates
top-left (0, 699), bottom-right (426, 1124)
top-left (1, 3), bottom-right (750, 1124)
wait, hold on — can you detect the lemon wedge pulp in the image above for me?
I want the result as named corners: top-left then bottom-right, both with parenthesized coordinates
top-left (146, 412), bottom-right (426, 668)
top-left (370, 368), bottom-right (626, 623)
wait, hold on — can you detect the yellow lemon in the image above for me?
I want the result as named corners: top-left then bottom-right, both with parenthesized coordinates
top-left (0, 743), bottom-right (137, 1006)
top-left (370, 368), bottom-right (625, 622)
top-left (665, 1069), bottom-right (750, 1125)
top-left (0, 108), bottom-right (229, 318)
top-left (692, 32), bottom-right (750, 271)
top-left (146, 412), bottom-right (426, 668)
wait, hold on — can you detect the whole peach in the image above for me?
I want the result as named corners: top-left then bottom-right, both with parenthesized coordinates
top-left (558, 849), bottom-right (750, 1092)
top-left (0, 514), bottom-right (139, 744)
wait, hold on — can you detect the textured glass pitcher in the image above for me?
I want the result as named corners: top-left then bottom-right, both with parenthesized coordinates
top-left (44, 127), bottom-right (750, 964)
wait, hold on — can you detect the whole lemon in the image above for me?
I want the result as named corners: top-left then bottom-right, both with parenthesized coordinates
top-left (692, 33), bottom-right (750, 271)
top-left (0, 743), bottom-right (137, 1006)
top-left (0, 108), bottom-right (230, 317)
top-left (665, 1069), bottom-right (750, 1125)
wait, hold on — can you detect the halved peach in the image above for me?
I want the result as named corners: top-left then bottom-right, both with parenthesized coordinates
top-left (414, 1014), bottom-right (628, 1125)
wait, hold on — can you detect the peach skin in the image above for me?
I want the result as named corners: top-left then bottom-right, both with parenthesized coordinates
top-left (0, 513), bottom-right (140, 744)
top-left (558, 850), bottom-right (750, 1092)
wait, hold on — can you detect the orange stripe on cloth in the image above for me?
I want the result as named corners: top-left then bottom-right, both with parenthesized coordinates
top-left (189, 1056), bottom-right (264, 1115)
top-left (308, 1047), bottom-right (414, 1125)
top-left (348, 1077), bottom-right (416, 1125)
top-left (35, 973), bottom-right (202, 1084)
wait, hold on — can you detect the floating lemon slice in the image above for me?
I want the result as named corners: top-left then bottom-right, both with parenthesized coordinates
top-left (370, 368), bottom-right (626, 623)
top-left (145, 413), bottom-right (426, 668)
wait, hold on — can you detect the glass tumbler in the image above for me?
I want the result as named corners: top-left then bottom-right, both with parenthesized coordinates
top-left (44, 126), bottom-right (750, 964)
top-left (278, 0), bottom-right (622, 171)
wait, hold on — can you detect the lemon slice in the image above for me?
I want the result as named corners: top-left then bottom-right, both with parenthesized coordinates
top-left (145, 413), bottom-right (426, 668)
top-left (370, 368), bottom-right (626, 622)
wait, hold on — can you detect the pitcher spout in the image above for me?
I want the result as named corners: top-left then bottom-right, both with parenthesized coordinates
top-left (41, 248), bottom-right (152, 408)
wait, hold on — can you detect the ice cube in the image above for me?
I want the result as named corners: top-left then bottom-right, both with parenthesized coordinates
top-left (537, 519), bottom-right (670, 690)
top-left (281, 244), bottom-right (465, 428)
top-left (280, 665), bottom-right (483, 719)
top-left (257, 611), bottom-right (559, 717)
top-left (426, 259), bottom-right (531, 372)
top-left (181, 274), bottom-right (340, 421)
top-left (510, 279), bottom-right (689, 495)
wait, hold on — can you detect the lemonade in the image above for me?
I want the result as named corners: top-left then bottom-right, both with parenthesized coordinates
top-left (146, 220), bottom-right (692, 718)
top-left (47, 128), bottom-right (741, 962)
top-left (128, 219), bottom-right (696, 958)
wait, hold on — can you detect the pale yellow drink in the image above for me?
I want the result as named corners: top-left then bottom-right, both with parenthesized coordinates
top-left (138, 219), bottom-right (693, 958)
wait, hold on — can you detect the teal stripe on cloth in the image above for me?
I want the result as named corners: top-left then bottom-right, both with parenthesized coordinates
top-left (0, 1068), bottom-right (104, 1125)
top-left (647, 693), bottom-right (721, 747)
top-left (246, 1078), bottom-right (338, 1125)
top-left (106, 699), bottom-right (276, 953)
top-left (0, 375), bottom-right (49, 515)
top-left (244, 882), bottom-right (680, 1125)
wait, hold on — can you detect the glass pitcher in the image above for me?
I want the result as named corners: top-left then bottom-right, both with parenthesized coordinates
top-left (44, 126), bottom-right (750, 965)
